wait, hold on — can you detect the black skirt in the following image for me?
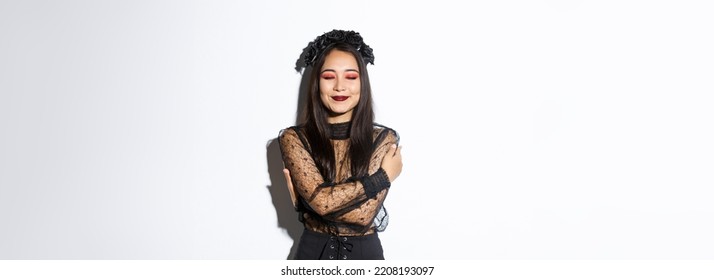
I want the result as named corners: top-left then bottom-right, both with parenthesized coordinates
top-left (294, 229), bottom-right (385, 260)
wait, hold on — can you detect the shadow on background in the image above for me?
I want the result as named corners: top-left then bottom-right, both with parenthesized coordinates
top-left (265, 67), bottom-right (311, 259)
top-left (266, 138), bottom-right (302, 260)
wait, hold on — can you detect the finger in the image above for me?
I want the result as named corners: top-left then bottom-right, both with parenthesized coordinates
top-left (388, 144), bottom-right (397, 156)
top-left (283, 168), bottom-right (291, 180)
top-left (283, 169), bottom-right (294, 188)
top-left (283, 168), bottom-right (297, 208)
top-left (392, 145), bottom-right (402, 157)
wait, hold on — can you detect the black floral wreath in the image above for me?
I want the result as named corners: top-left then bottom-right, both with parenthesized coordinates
top-left (295, 29), bottom-right (374, 72)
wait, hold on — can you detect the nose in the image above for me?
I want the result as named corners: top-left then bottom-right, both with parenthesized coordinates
top-left (334, 77), bottom-right (345, 92)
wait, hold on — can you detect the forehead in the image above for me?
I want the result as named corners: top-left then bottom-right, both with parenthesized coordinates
top-left (321, 50), bottom-right (358, 70)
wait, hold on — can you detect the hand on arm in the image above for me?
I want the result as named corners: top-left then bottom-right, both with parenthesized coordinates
top-left (380, 144), bottom-right (402, 182)
top-left (279, 129), bottom-right (376, 217)
top-left (283, 168), bottom-right (298, 209)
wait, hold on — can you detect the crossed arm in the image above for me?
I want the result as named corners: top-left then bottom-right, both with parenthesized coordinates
top-left (279, 128), bottom-right (402, 225)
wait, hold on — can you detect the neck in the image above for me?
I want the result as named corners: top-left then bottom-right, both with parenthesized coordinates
top-left (328, 121), bottom-right (351, 139)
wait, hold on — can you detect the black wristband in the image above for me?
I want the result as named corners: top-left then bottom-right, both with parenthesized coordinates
top-left (361, 168), bottom-right (391, 199)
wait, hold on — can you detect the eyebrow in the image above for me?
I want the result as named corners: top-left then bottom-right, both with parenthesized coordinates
top-left (320, 68), bottom-right (360, 73)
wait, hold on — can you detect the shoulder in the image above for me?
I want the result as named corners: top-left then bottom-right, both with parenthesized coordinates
top-left (373, 123), bottom-right (398, 135)
top-left (279, 125), bottom-right (313, 154)
top-left (278, 125), bottom-right (306, 148)
top-left (279, 126), bottom-right (298, 137)
top-left (279, 125), bottom-right (307, 138)
top-left (373, 123), bottom-right (400, 144)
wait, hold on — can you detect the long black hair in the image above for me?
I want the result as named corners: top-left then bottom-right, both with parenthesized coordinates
top-left (302, 42), bottom-right (375, 182)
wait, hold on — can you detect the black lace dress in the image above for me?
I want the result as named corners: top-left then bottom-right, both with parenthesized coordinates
top-left (278, 122), bottom-right (399, 260)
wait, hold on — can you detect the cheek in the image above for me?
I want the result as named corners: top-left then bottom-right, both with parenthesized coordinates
top-left (319, 92), bottom-right (330, 107)
top-left (319, 81), bottom-right (330, 98)
top-left (318, 90), bottom-right (332, 108)
top-left (318, 84), bottom-right (326, 96)
top-left (350, 81), bottom-right (361, 93)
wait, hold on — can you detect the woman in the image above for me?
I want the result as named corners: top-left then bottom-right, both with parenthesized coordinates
top-left (279, 30), bottom-right (402, 260)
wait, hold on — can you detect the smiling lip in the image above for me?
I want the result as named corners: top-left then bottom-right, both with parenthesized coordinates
top-left (332, 96), bottom-right (349, 101)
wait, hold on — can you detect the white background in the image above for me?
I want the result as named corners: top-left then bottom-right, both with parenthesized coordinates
top-left (1, 0), bottom-right (712, 259)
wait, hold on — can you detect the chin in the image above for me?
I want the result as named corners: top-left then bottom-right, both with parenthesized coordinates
top-left (333, 107), bottom-right (356, 115)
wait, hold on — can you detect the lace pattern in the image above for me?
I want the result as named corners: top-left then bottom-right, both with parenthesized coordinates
top-left (279, 123), bottom-right (398, 236)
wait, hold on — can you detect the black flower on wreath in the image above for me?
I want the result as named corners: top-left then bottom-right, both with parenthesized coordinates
top-left (295, 29), bottom-right (375, 72)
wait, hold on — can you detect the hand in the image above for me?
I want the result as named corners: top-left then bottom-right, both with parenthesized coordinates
top-left (283, 168), bottom-right (298, 209)
top-left (380, 144), bottom-right (402, 182)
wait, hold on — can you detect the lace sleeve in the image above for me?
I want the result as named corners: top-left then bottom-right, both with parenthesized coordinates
top-left (279, 128), bottom-right (392, 226)
top-left (338, 128), bottom-right (398, 226)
